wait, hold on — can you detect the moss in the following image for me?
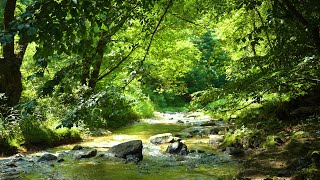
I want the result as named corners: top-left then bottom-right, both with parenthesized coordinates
top-left (298, 165), bottom-right (320, 179)
top-left (260, 135), bottom-right (278, 149)
top-left (220, 126), bottom-right (263, 150)
top-left (292, 131), bottom-right (310, 139)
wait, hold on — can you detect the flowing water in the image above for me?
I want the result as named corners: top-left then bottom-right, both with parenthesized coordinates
top-left (1, 112), bottom-right (240, 179)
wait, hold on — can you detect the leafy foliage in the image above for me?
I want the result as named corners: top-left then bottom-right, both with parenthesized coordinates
top-left (1, 0), bottom-right (320, 160)
top-left (60, 87), bottom-right (139, 129)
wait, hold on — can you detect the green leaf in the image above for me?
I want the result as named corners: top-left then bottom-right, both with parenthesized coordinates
top-left (17, 24), bottom-right (26, 30)
top-left (27, 27), bottom-right (37, 36)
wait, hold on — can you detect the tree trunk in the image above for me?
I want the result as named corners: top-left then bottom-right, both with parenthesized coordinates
top-left (0, 58), bottom-right (23, 106)
top-left (0, 0), bottom-right (26, 106)
top-left (88, 39), bottom-right (107, 90)
top-left (311, 26), bottom-right (320, 53)
top-left (3, 0), bottom-right (16, 59)
top-left (80, 57), bottom-right (91, 85)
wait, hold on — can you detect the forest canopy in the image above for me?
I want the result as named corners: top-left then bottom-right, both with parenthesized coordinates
top-left (0, 0), bottom-right (320, 160)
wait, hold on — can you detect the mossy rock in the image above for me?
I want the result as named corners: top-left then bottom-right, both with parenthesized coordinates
top-left (286, 139), bottom-right (311, 156)
top-left (220, 128), bottom-right (263, 150)
top-left (260, 135), bottom-right (285, 149)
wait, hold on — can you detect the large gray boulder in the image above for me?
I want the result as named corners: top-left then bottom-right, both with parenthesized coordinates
top-left (107, 140), bottom-right (143, 162)
top-left (37, 153), bottom-right (58, 162)
top-left (149, 133), bottom-right (174, 144)
top-left (166, 141), bottom-right (188, 155)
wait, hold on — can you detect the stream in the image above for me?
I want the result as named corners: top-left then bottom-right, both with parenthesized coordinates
top-left (0, 112), bottom-right (240, 179)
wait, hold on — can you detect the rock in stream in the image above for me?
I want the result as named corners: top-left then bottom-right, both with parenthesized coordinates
top-left (107, 140), bottom-right (143, 163)
top-left (149, 133), bottom-right (174, 144)
top-left (166, 141), bottom-right (188, 155)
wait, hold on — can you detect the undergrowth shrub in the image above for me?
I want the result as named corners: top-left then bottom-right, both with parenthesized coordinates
top-left (132, 96), bottom-right (155, 118)
top-left (19, 113), bottom-right (81, 147)
top-left (142, 86), bottom-right (189, 111)
top-left (63, 87), bottom-right (139, 129)
top-left (20, 117), bottom-right (54, 146)
top-left (14, 96), bottom-right (82, 148)
top-left (0, 101), bottom-right (20, 155)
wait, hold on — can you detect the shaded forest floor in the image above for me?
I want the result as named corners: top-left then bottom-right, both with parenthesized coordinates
top-left (235, 116), bottom-right (320, 179)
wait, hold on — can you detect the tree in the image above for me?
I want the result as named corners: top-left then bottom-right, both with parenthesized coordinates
top-left (189, 0), bottom-right (320, 108)
top-left (1, 0), bottom-right (163, 105)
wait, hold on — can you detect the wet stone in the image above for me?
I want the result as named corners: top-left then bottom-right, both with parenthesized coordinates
top-left (166, 141), bottom-right (188, 155)
top-left (6, 162), bottom-right (17, 167)
top-left (74, 148), bottom-right (97, 159)
top-left (1, 168), bottom-right (20, 179)
top-left (1, 175), bottom-right (21, 180)
top-left (175, 132), bottom-right (193, 138)
top-left (107, 140), bottom-right (143, 162)
top-left (209, 126), bottom-right (227, 134)
top-left (200, 121), bottom-right (216, 126)
top-left (57, 158), bottom-right (64, 163)
top-left (177, 120), bottom-right (184, 124)
top-left (98, 153), bottom-right (105, 157)
top-left (37, 153), bottom-right (58, 162)
top-left (72, 145), bottom-right (84, 150)
top-left (149, 133), bottom-right (174, 144)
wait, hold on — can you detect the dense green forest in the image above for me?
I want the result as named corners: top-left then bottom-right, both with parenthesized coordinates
top-left (1, 0), bottom-right (320, 178)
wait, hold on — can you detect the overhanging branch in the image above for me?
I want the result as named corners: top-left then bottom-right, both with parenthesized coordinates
top-left (97, 44), bottom-right (139, 81)
top-left (122, 0), bottom-right (174, 88)
top-left (170, 13), bottom-right (199, 26)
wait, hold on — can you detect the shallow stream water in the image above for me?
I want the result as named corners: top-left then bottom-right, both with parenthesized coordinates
top-left (1, 112), bottom-right (240, 179)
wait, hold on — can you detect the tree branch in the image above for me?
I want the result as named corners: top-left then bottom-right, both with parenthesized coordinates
top-left (140, 0), bottom-right (173, 67)
top-left (281, 0), bottom-right (308, 27)
top-left (170, 13), bottom-right (199, 26)
top-left (122, 0), bottom-right (173, 89)
top-left (88, 12), bottom-right (132, 89)
top-left (97, 44), bottom-right (139, 81)
top-left (254, 7), bottom-right (274, 50)
top-left (296, 78), bottom-right (320, 83)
